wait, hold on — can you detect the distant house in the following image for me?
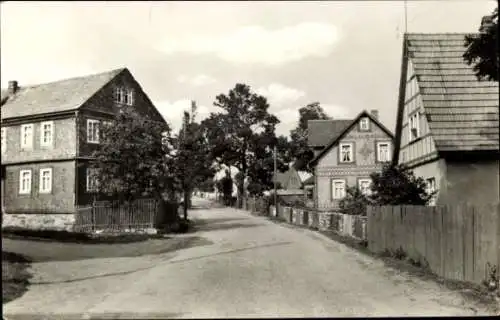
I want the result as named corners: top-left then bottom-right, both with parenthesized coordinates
top-left (308, 110), bottom-right (394, 210)
top-left (277, 165), bottom-right (312, 190)
top-left (271, 165), bottom-right (312, 205)
top-left (0, 68), bottom-right (167, 219)
top-left (392, 33), bottom-right (499, 206)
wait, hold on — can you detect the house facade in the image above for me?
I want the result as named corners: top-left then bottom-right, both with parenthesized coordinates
top-left (308, 110), bottom-right (394, 211)
top-left (392, 33), bottom-right (499, 206)
top-left (1, 68), bottom-right (167, 227)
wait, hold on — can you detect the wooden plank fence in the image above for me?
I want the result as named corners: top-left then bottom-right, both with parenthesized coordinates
top-left (74, 198), bottom-right (160, 233)
top-left (367, 204), bottom-right (500, 285)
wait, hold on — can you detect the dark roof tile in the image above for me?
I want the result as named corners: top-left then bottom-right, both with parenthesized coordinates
top-left (1, 68), bottom-right (125, 119)
top-left (307, 119), bottom-right (352, 147)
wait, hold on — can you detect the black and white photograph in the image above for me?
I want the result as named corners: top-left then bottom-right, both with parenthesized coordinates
top-left (1, 0), bottom-right (499, 318)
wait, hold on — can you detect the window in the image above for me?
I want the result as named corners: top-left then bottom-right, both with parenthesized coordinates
top-left (332, 179), bottom-right (346, 199)
top-left (358, 179), bottom-right (372, 196)
top-left (19, 169), bottom-right (32, 194)
top-left (40, 121), bottom-right (54, 147)
top-left (426, 177), bottom-right (437, 206)
top-left (1, 127), bottom-right (6, 153)
top-left (114, 87), bottom-right (125, 104)
top-left (409, 112), bottom-right (420, 141)
top-left (20, 124), bottom-right (34, 149)
top-left (339, 143), bottom-right (354, 163)
top-left (359, 117), bottom-right (370, 131)
top-left (86, 168), bottom-right (100, 192)
top-left (87, 119), bottom-right (100, 143)
top-left (377, 142), bottom-right (391, 162)
top-left (39, 168), bottom-right (52, 193)
top-left (125, 89), bottom-right (135, 106)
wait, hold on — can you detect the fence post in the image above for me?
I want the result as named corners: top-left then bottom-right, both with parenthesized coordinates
top-left (91, 199), bottom-right (96, 233)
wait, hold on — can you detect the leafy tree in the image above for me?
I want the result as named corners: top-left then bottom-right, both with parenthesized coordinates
top-left (289, 102), bottom-right (331, 172)
top-left (246, 135), bottom-right (291, 196)
top-left (172, 102), bottom-right (216, 219)
top-left (464, 7), bottom-right (498, 81)
top-left (91, 106), bottom-right (174, 203)
top-left (201, 83), bottom-right (282, 207)
top-left (339, 187), bottom-right (372, 216)
top-left (369, 163), bottom-right (435, 206)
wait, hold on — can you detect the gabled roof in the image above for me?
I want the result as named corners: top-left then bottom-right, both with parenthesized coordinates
top-left (309, 110), bottom-right (394, 167)
top-left (307, 119), bottom-right (352, 148)
top-left (393, 33), bottom-right (499, 159)
top-left (1, 68), bottom-right (126, 120)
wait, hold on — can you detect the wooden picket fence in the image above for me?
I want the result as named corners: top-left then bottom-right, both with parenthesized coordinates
top-left (269, 204), bottom-right (368, 240)
top-left (74, 198), bottom-right (160, 233)
top-left (367, 204), bottom-right (500, 285)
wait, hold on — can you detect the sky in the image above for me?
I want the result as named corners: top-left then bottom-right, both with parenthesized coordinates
top-left (1, 0), bottom-right (497, 137)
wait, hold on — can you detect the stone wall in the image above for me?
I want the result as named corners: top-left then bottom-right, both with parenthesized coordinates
top-left (2, 213), bottom-right (76, 232)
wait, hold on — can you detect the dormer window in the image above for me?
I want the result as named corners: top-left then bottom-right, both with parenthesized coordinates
top-left (359, 117), bottom-right (370, 131)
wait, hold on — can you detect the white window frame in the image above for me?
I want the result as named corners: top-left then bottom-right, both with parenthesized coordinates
top-left (359, 117), bottom-right (370, 131)
top-left (1, 127), bottom-right (6, 153)
top-left (358, 178), bottom-right (372, 196)
top-left (86, 168), bottom-right (100, 192)
top-left (20, 124), bottom-right (34, 149)
top-left (409, 112), bottom-right (420, 141)
top-left (87, 119), bottom-right (100, 144)
top-left (332, 179), bottom-right (346, 199)
top-left (40, 121), bottom-right (54, 148)
top-left (114, 87), bottom-right (125, 104)
top-left (19, 169), bottom-right (32, 194)
top-left (125, 89), bottom-right (135, 106)
top-left (377, 142), bottom-right (391, 162)
top-left (339, 143), bottom-right (354, 163)
top-left (39, 168), bottom-right (53, 193)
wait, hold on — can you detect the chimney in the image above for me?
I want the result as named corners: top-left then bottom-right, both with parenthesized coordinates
top-left (8, 81), bottom-right (18, 95)
top-left (370, 109), bottom-right (379, 120)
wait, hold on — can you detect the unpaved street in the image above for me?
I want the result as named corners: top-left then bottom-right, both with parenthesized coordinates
top-left (3, 197), bottom-right (491, 318)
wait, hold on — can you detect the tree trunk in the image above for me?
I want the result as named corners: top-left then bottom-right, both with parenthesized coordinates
top-left (183, 190), bottom-right (188, 220)
top-left (238, 159), bottom-right (247, 209)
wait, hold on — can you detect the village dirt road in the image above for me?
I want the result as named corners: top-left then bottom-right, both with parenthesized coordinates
top-left (3, 197), bottom-right (492, 319)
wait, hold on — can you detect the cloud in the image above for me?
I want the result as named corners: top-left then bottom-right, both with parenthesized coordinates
top-left (158, 22), bottom-right (340, 66)
top-left (177, 74), bottom-right (217, 86)
top-left (256, 83), bottom-right (306, 108)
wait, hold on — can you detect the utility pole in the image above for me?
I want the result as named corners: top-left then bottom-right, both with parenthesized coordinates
top-left (404, 0), bottom-right (408, 34)
top-left (273, 144), bottom-right (277, 211)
